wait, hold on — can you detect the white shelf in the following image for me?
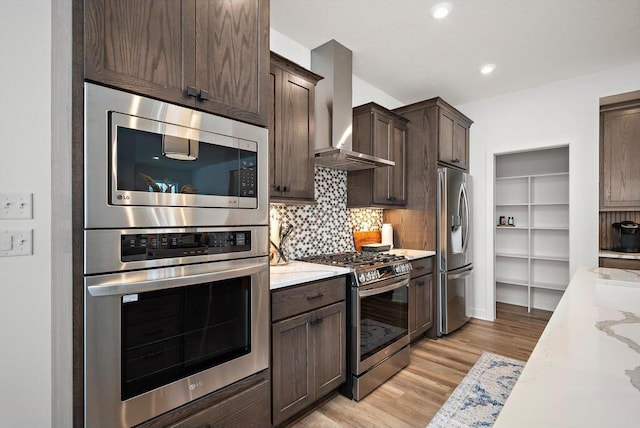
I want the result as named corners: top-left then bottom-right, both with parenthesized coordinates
top-left (530, 254), bottom-right (569, 262)
top-left (494, 147), bottom-right (569, 312)
top-left (496, 252), bottom-right (529, 260)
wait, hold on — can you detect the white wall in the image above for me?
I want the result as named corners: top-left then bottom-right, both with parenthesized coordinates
top-left (457, 62), bottom-right (640, 320)
top-left (0, 1), bottom-right (52, 426)
top-left (270, 29), bottom-right (403, 109)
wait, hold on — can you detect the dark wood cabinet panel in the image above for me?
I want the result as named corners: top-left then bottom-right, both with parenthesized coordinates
top-left (168, 377), bottom-right (270, 428)
top-left (600, 105), bottom-right (640, 209)
top-left (348, 103), bottom-right (408, 207)
top-left (85, 0), bottom-right (269, 126)
top-left (272, 312), bottom-right (313, 425)
top-left (438, 107), bottom-right (470, 170)
top-left (138, 370), bottom-right (270, 428)
top-left (408, 257), bottom-right (435, 342)
top-left (85, 0), bottom-right (192, 106)
top-left (385, 98), bottom-right (472, 250)
top-left (193, 0), bottom-right (269, 125)
top-left (599, 257), bottom-right (640, 270)
top-left (313, 302), bottom-right (346, 397)
top-left (271, 278), bottom-right (346, 427)
top-left (269, 53), bottom-right (322, 203)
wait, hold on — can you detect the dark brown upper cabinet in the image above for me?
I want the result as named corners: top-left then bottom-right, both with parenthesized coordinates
top-left (600, 100), bottom-right (640, 210)
top-left (437, 102), bottom-right (472, 170)
top-left (348, 102), bottom-right (408, 208)
top-left (269, 52), bottom-right (323, 203)
top-left (84, 0), bottom-right (270, 127)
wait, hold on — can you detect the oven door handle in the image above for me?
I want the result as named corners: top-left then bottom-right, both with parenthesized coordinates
top-left (86, 258), bottom-right (268, 297)
top-left (358, 278), bottom-right (409, 298)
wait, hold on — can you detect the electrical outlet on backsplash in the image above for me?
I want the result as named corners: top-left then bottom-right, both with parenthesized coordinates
top-left (270, 167), bottom-right (383, 259)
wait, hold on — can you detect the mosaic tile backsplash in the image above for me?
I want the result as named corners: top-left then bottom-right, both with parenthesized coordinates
top-left (270, 167), bottom-right (383, 260)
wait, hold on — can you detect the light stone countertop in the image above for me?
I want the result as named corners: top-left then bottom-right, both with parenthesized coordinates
top-left (600, 250), bottom-right (640, 260)
top-left (494, 266), bottom-right (640, 428)
top-left (388, 248), bottom-right (436, 260)
top-left (269, 261), bottom-right (351, 290)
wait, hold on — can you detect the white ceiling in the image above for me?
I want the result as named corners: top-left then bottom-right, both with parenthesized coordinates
top-left (270, 0), bottom-right (640, 106)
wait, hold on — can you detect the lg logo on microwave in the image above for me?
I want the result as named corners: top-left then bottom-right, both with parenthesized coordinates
top-left (116, 194), bottom-right (131, 200)
top-left (189, 380), bottom-right (204, 391)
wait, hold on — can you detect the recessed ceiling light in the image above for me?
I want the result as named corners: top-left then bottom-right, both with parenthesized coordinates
top-left (479, 64), bottom-right (496, 75)
top-left (430, 2), bottom-right (453, 19)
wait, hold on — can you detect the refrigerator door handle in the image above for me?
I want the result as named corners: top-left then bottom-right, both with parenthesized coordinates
top-left (447, 265), bottom-right (473, 279)
top-left (461, 183), bottom-right (470, 253)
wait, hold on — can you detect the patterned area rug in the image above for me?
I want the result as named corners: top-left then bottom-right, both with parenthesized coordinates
top-left (427, 351), bottom-right (524, 428)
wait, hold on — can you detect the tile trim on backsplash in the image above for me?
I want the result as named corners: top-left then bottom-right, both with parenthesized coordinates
top-left (270, 167), bottom-right (383, 260)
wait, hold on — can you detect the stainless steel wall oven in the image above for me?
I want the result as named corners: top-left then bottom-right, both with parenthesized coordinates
top-left (83, 84), bottom-right (270, 428)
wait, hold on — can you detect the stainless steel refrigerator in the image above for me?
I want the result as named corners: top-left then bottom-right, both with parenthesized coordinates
top-left (437, 167), bottom-right (472, 336)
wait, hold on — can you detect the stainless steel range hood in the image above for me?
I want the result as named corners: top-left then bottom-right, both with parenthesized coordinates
top-left (311, 40), bottom-right (394, 171)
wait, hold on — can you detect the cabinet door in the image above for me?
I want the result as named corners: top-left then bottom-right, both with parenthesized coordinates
top-left (372, 112), bottom-right (393, 204)
top-left (313, 301), bottom-right (346, 398)
top-left (269, 65), bottom-right (283, 198)
top-left (194, 0), bottom-right (269, 126)
top-left (272, 312), bottom-right (313, 426)
top-left (409, 274), bottom-right (434, 341)
top-left (84, 0), bottom-right (194, 106)
top-left (438, 111), bottom-right (455, 166)
top-left (280, 72), bottom-right (316, 200)
top-left (601, 107), bottom-right (640, 209)
top-left (389, 123), bottom-right (407, 204)
top-left (453, 121), bottom-right (468, 170)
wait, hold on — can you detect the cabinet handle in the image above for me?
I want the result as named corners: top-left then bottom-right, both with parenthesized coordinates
top-left (186, 85), bottom-right (198, 97)
top-left (415, 266), bottom-right (424, 271)
top-left (283, 186), bottom-right (288, 192)
top-left (276, 185), bottom-right (281, 191)
top-left (309, 317), bottom-right (324, 326)
top-left (305, 292), bottom-right (324, 300)
top-left (451, 158), bottom-right (461, 163)
top-left (199, 89), bottom-right (210, 101)
top-left (416, 280), bottom-right (426, 287)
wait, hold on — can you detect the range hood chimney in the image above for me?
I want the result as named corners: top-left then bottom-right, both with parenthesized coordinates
top-left (311, 40), bottom-right (394, 171)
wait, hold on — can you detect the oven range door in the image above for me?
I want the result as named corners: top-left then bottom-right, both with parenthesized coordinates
top-left (353, 276), bottom-right (410, 375)
top-left (84, 257), bottom-right (269, 428)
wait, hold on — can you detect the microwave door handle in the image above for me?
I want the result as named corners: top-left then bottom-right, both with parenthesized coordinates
top-left (86, 259), bottom-right (267, 297)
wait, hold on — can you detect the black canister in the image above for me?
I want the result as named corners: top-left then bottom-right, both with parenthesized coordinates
top-left (612, 221), bottom-right (640, 253)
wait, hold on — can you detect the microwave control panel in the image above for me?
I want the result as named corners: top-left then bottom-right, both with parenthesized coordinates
top-left (121, 231), bottom-right (251, 261)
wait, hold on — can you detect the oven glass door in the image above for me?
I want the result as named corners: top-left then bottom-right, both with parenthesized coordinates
top-left (122, 276), bottom-right (250, 400)
top-left (110, 112), bottom-right (257, 207)
top-left (359, 280), bottom-right (409, 364)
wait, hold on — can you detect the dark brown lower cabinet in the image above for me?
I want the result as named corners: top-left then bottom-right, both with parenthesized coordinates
top-left (271, 278), bottom-right (346, 427)
top-left (599, 257), bottom-right (640, 270)
top-left (409, 256), bottom-right (435, 342)
top-left (137, 370), bottom-right (270, 428)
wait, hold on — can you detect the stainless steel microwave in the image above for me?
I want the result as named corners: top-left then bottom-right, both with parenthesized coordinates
top-left (84, 83), bottom-right (269, 229)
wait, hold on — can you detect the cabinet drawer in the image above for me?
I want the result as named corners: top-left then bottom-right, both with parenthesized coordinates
top-left (168, 378), bottom-right (270, 428)
top-left (599, 257), bottom-right (640, 270)
top-left (272, 276), bottom-right (346, 322)
top-left (410, 256), bottom-right (434, 278)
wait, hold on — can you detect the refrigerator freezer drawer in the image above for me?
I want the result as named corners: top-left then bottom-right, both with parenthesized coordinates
top-left (438, 265), bottom-right (472, 336)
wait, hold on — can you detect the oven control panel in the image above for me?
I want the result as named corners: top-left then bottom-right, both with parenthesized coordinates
top-left (356, 262), bottom-right (412, 286)
top-left (121, 231), bottom-right (251, 261)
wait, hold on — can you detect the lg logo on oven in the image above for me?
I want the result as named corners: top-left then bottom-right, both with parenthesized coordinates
top-left (116, 194), bottom-right (131, 200)
top-left (189, 381), bottom-right (204, 391)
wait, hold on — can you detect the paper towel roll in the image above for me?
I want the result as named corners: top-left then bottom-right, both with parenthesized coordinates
top-left (381, 223), bottom-right (394, 249)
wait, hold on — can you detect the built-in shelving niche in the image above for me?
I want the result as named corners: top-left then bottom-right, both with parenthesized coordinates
top-left (494, 146), bottom-right (569, 312)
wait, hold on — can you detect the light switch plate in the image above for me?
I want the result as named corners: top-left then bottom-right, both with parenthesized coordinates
top-left (0, 193), bottom-right (33, 219)
top-left (0, 230), bottom-right (33, 256)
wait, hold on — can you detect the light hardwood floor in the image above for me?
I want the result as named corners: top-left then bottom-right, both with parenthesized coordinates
top-left (287, 303), bottom-right (552, 428)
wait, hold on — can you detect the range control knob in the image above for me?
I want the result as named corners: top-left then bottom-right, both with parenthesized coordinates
top-left (358, 273), bottom-right (366, 283)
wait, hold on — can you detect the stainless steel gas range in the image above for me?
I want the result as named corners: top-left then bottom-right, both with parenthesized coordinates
top-left (300, 252), bottom-right (412, 400)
